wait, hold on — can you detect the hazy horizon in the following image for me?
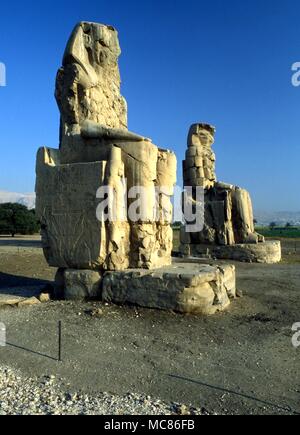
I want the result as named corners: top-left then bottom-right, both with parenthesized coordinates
top-left (1, 190), bottom-right (300, 219)
top-left (0, 0), bottom-right (299, 212)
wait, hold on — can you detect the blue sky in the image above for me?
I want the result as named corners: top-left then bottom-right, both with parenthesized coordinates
top-left (0, 0), bottom-right (299, 212)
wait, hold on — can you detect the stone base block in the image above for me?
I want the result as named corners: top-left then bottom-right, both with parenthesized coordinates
top-left (180, 241), bottom-right (281, 264)
top-left (56, 262), bottom-right (236, 315)
top-left (102, 262), bottom-right (236, 315)
top-left (55, 269), bottom-right (102, 301)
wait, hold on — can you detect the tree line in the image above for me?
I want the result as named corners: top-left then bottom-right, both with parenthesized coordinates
top-left (0, 203), bottom-right (39, 237)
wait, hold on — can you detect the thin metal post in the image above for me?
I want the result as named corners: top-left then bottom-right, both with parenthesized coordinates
top-left (58, 321), bottom-right (62, 362)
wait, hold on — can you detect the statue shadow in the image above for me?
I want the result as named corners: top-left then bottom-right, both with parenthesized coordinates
top-left (0, 272), bottom-right (51, 295)
top-left (0, 273), bottom-right (57, 361)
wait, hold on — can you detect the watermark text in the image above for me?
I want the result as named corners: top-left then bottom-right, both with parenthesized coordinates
top-left (291, 62), bottom-right (300, 87)
top-left (95, 182), bottom-right (204, 233)
top-left (0, 62), bottom-right (6, 87)
top-left (292, 323), bottom-right (300, 348)
top-left (0, 323), bottom-right (6, 347)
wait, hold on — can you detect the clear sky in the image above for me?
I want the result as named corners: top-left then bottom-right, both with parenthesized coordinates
top-left (0, 0), bottom-right (299, 212)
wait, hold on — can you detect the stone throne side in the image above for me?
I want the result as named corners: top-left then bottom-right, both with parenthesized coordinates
top-left (180, 123), bottom-right (281, 264)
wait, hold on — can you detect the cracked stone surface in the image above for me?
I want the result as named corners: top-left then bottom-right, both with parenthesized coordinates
top-left (35, 22), bottom-right (177, 272)
top-left (102, 262), bottom-right (236, 315)
top-left (181, 123), bottom-right (281, 263)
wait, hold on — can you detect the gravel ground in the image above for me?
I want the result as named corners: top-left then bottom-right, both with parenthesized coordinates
top-left (0, 236), bottom-right (299, 415)
top-left (0, 366), bottom-right (205, 416)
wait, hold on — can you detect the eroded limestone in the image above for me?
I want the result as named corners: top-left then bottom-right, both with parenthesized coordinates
top-left (102, 262), bottom-right (236, 315)
top-left (36, 22), bottom-right (177, 272)
top-left (181, 123), bottom-right (281, 263)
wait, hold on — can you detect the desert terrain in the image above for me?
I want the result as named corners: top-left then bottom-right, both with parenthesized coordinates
top-left (0, 235), bottom-right (299, 415)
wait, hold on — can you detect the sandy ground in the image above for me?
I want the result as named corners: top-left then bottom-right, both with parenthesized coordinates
top-left (0, 235), bottom-right (299, 415)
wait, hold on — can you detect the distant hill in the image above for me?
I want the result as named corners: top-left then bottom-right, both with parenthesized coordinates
top-left (254, 211), bottom-right (300, 227)
top-left (0, 191), bottom-right (36, 210)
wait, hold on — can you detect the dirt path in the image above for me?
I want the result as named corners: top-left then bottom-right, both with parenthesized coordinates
top-left (0, 236), bottom-right (299, 415)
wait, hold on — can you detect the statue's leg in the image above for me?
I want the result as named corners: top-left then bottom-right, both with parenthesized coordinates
top-left (232, 187), bottom-right (260, 244)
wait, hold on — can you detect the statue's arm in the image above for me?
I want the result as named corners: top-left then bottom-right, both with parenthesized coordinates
top-left (81, 120), bottom-right (151, 142)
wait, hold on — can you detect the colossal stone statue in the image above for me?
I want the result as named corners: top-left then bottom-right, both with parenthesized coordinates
top-left (36, 22), bottom-right (176, 277)
top-left (180, 123), bottom-right (281, 263)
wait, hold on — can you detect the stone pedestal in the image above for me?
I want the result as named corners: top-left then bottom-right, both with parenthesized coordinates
top-left (180, 240), bottom-right (281, 264)
top-left (56, 262), bottom-right (236, 315)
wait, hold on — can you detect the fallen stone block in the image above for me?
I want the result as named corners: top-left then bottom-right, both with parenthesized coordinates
top-left (17, 297), bottom-right (41, 307)
top-left (38, 293), bottom-right (51, 303)
top-left (0, 295), bottom-right (24, 307)
top-left (63, 269), bottom-right (102, 301)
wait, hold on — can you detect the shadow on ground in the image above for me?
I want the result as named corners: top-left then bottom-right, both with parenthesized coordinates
top-left (168, 374), bottom-right (300, 415)
top-left (6, 342), bottom-right (58, 362)
top-left (0, 272), bottom-right (51, 292)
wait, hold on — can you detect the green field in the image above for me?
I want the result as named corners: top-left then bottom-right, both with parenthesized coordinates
top-left (255, 227), bottom-right (300, 239)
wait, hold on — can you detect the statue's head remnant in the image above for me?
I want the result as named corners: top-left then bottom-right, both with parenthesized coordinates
top-left (63, 22), bottom-right (121, 69)
top-left (188, 123), bottom-right (216, 149)
top-left (183, 123), bottom-right (217, 190)
top-left (56, 21), bottom-right (128, 141)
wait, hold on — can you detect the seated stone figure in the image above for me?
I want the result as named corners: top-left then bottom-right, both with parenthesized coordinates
top-left (55, 22), bottom-right (151, 155)
top-left (181, 123), bottom-right (281, 263)
top-left (36, 22), bottom-right (176, 277)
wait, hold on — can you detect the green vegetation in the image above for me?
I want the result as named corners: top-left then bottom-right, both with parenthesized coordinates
top-left (173, 228), bottom-right (180, 252)
top-left (173, 226), bottom-right (300, 251)
top-left (172, 222), bottom-right (182, 230)
top-left (256, 226), bottom-right (300, 239)
top-left (0, 203), bottom-right (39, 237)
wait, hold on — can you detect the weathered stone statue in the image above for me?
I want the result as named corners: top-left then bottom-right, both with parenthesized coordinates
top-left (36, 22), bottom-right (176, 276)
top-left (180, 123), bottom-right (281, 263)
top-left (35, 23), bottom-right (237, 314)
